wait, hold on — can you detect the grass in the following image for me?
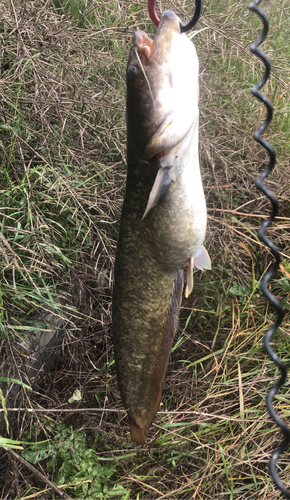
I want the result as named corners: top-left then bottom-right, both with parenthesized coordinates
top-left (0, 0), bottom-right (290, 498)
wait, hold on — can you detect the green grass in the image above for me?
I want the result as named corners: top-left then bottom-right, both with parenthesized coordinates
top-left (21, 419), bottom-right (131, 498)
top-left (1, 0), bottom-right (290, 498)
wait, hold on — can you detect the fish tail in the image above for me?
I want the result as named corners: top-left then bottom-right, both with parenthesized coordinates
top-left (131, 269), bottom-right (184, 444)
top-left (129, 420), bottom-right (146, 445)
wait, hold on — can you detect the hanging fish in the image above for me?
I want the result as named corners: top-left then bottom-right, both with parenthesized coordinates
top-left (112, 10), bottom-right (211, 445)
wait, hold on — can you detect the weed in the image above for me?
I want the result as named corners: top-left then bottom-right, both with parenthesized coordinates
top-left (0, 436), bottom-right (25, 450)
top-left (22, 419), bottom-right (130, 499)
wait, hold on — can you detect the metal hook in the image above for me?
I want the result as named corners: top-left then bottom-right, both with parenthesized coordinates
top-left (147, 0), bottom-right (203, 32)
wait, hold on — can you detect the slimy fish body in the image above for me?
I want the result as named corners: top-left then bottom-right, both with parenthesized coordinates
top-left (112, 10), bottom-right (210, 445)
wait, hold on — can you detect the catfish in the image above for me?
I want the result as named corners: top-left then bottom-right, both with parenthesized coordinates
top-left (112, 10), bottom-right (210, 445)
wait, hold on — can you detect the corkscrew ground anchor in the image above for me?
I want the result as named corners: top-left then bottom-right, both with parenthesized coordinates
top-left (249, 0), bottom-right (290, 497)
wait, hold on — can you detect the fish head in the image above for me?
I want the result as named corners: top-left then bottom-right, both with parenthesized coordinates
top-left (126, 10), bottom-right (199, 161)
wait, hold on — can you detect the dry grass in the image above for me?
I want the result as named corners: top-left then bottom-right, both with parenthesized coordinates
top-left (0, 0), bottom-right (290, 498)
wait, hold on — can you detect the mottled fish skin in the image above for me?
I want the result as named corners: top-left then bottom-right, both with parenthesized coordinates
top-left (112, 10), bottom-right (209, 444)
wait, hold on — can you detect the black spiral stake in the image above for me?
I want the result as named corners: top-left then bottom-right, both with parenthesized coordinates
top-left (249, 1), bottom-right (290, 497)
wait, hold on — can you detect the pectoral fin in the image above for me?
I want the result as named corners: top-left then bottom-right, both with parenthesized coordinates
top-left (145, 112), bottom-right (198, 161)
top-left (185, 246), bottom-right (211, 298)
top-left (142, 168), bottom-right (171, 220)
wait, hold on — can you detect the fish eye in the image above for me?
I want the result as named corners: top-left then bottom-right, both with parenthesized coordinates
top-left (128, 64), bottom-right (138, 75)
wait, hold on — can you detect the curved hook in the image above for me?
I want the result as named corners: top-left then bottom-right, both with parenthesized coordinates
top-left (148, 0), bottom-right (159, 28)
top-left (147, 0), bottom-right (203, 32)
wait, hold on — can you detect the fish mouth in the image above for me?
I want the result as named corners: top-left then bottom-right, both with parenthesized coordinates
top-left (135, 31), bottom-right (153, 66)
top-left (135, 10), bottom-right (180, 66)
